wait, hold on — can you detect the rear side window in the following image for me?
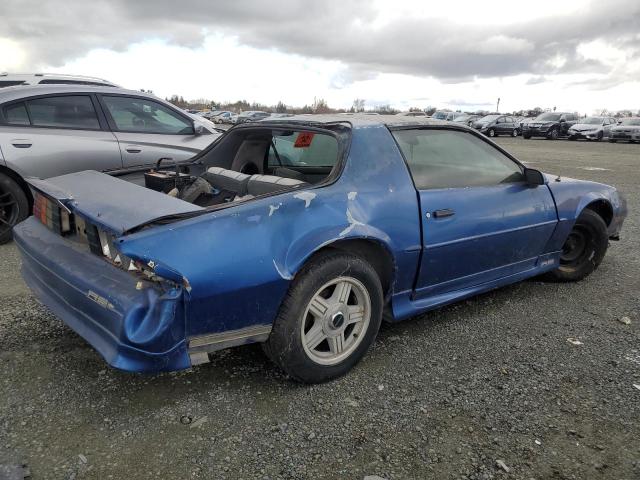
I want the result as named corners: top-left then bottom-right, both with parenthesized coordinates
top-left (3, 103), bottom-right (30, 125)
top-left (26, 95), bottom-right (100, 130)
top-left (101, 96), bottom-right (194, 134)
top-left (268, 132), bottom-right (339, 168)
top-left (392, 129), bottom-right (523, 190)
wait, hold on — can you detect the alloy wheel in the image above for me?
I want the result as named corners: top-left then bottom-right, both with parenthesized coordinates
top-left (301, 276), bottom-right (371, 366)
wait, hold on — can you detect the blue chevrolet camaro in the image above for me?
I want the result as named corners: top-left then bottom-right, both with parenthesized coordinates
top-left (13, 115), bottom-right (627, 383)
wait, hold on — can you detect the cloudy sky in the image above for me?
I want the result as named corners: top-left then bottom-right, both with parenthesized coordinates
top-left (1, 0), bottom-right (639, 113)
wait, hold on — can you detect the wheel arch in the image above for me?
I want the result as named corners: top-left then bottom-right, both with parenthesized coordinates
top-left (583, 199), bottom-right (613, 226)
top-left (0, 165), bottom-right (33, 210)
top-left (291, 237), bottom-right (396, 300)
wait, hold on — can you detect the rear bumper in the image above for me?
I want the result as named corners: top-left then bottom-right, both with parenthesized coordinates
top-left (14, 217), bottom-right (191, 373)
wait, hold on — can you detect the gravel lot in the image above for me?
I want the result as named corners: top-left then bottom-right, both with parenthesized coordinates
top-left (1, 137), bottom-right (638, 480)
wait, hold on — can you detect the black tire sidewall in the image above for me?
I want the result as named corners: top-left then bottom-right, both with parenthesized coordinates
top-left (549, 209), bottom-right (608, 282)
top-left (265, 252), bottom-right (383, 383)
top-left (0, 173), bottom-right (29, 244)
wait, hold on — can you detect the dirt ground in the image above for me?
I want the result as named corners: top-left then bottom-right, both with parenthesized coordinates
top-left (0, 137), bottom-right (638, 480)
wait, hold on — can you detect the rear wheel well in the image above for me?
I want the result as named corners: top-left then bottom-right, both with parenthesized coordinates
top-left (0, 166), bottom-right (33, 210)
top-left (306, 239), bottom-right (395, 298)
top-left (584, 200), bottom-right (613, 227)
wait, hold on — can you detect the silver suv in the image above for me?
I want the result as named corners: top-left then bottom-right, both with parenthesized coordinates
top-left (0, 85), bottom-right (221, 243)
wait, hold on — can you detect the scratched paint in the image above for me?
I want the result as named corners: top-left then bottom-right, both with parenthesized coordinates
top-left (293, 191), bottom-right (316, 208)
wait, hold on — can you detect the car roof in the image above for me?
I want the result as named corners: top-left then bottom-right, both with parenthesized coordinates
top-left (0, 84), bottom-right (165, 104)
top-left (257, 113), bottom-right (453, 130)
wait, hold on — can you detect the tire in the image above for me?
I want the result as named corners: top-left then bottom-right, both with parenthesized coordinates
top-left (544, 209), bottom-right (608, 282)
top-left (0, 173), bottom-right (30, 245)
top-left (263, 251), bottom-right (383, 383)
top-left (596, 132), bottom-right (603, 142)
top-left (568, 136), bottom-right (577, 141)
top-left (487, 128), bottom-right (496, 137)
top-left (547, 127), bottom-right (559, 140)
top-left (523, 133), bottom-right (532, 139)
top-left (609, 139), bottom-right (616, 143)
top-left (511, 128), bottom-right (519, 137)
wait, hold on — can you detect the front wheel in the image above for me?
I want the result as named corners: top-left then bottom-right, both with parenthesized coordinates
top-left (511, 128), bottom-right (519, 137)
top-left (544, 209), bottom-right (608, 282)
top-left (487, 128), bottom-right (496, 137)
top-left (0, 173), bottom-right (30, 245)
top-left (263, 252), bottom-right (383, 383)
top-left (523, 133), bottom-right (532, 139)
top-left (547, 127), bottom-right (559, 140)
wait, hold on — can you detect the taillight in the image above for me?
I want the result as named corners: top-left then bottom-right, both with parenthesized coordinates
top-left (32, 192), bottom-right (72, 235)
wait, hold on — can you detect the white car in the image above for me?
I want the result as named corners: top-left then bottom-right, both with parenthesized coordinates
top-left (567, 116), bottom-right (618, 141)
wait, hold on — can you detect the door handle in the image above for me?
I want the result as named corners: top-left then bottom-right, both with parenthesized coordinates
top-left (432, 208), bottom-right (455, 218)
top-left (125, 146), bottom-right (142, 153)
top-left (11, 140), bottom-right (32, 148)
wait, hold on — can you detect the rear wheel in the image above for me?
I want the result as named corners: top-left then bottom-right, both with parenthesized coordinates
top-left (544, 209), bottom-right (608, 282)
top-left (523, 133), bottom-right (532, 139)
top-left (609, 139), bottom-right (617, 143)
top-left (511, 128), bottom-right (519, 137)
top-left (0, 173), bottom-right (29, 245)
top-left (263, 252), bottom-right (383, 383)
top-left (547, 127), bottom-right (559, 140)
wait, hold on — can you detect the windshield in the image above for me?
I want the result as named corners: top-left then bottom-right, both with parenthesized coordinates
top-left (479, 115), bottom-right (499, 122)
top-left (620, 118), bottom-right (640, 126)
top-left (582, 117), bottom-right (603, 125)
top-left (535, 113), bottom-right (562, 122)
top-left (432, 111), bottom-right (449, 120)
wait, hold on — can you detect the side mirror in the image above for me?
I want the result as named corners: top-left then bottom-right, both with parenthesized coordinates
top-left (524, 168), bottom-right (545, 186)
top-left (194, 123), bottom-right (206, 135)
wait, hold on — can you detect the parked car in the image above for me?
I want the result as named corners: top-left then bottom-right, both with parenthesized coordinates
top-left (235, 111), bottom-right (271, 124)
top-left (212, 111), bottom-right (234, 123)
top-left (0, 85), bottom-right (221, 243)
top-left (396, 111), bottom-right (427, 117)
top-left (0, 72), bottom-right (118, 88)
top-left (522, 112), bottom-right (578, 139)
top-left (452, 114), bottom-right (479, 126)
top-left (431, 111), bottom-right (459, 121)
top-left (609, 117), bottom-right (640, 143)
top-left (472, 115), bottom-right (521, 137)
top-left (567, 116), bottom-right (618, 141)
top-left (13, 115), bottom-right (626, 382)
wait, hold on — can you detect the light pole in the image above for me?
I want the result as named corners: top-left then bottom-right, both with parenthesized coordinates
top-left (496, 97), bottom-right (500, 113)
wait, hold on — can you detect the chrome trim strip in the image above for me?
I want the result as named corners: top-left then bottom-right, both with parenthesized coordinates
top-left (188, 324), bottom-right (272, 354)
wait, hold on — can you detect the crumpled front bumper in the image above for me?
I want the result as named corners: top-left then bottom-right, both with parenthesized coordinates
top-left (14, 217), bottom-right (191, 373)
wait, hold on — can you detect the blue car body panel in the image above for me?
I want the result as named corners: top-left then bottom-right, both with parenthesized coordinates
top-left (13, 117), bottom-right (627, 373)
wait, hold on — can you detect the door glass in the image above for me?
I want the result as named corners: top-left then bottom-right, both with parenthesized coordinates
top-left (102, 96), bottom-right (194, 134)
top-left (392, 129), bottom-right (523, 189)
top-left (4, 103), bottom-right (30, 125)
top-left (26, 95), bottom-right (100, 129)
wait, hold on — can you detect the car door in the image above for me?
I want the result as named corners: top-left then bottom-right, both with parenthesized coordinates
top-left (98, 95), bottom-right (211, 168)
top-left (391, 128), bottom-right (558, 299)
top-left (495, 116), bottom-right (507, 134)
top-left (0, 94), bottom-right (122, 179)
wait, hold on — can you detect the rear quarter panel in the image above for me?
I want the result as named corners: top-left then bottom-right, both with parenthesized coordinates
top-left (117, 125), bottom-right (422, 337)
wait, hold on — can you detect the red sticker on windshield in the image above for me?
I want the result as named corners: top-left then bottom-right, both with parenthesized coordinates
top-left (294, 132), bottom-right (315, 148)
